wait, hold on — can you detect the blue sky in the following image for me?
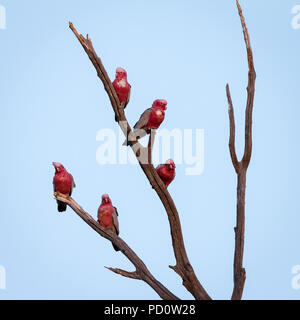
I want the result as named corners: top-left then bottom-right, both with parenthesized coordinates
top-left (0, 0), bottom-right (300, 300)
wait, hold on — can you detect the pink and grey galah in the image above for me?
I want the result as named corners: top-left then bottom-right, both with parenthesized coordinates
top-left (112, 67), bottom-right (131, 108)
top-left (123, 99), bottom-right (168, 145)
top-left (97, 194), bottom-right (120, 252)
top-left (156, 159), bottom-right (176, 187)
top-left (52, 162), bottom-right (76, 212)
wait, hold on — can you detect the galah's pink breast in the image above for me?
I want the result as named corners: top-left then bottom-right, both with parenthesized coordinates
top-left (54, 173), bottom-right (72, 195)
top-left (147, 108), bottom-right (165, 129)
top-left (113, 79), bottom-right (130, 104)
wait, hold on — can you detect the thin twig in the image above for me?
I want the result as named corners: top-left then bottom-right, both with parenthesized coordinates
top-left (105, 267), bottom-right (142, 280)
top-left (226, 84), bottom-right (239, 173)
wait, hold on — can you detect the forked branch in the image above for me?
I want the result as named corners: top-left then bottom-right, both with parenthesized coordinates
top-left (226, 0), bottom-right (256, 300)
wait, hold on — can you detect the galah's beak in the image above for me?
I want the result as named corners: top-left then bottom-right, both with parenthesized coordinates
top-left (52, 162), bottom-right (60, 172)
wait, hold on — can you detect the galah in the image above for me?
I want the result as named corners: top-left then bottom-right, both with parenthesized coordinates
top-left (123, 99), bottom-right (167, 145)
top-left (112, 67), bottom-right (131, 110)
top-left (156, 159), bottom-right (176, 187)
top-left (97, 194), bottom-right (120, 252)
top-left (52, 162), bottom-right (76, 212)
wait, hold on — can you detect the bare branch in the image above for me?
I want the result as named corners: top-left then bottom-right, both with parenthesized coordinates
top-left (105, 267), bottom-right (142, 280)
top-left (226, 1), bottom-right (256, 300)
top-left (54, 192), bottom-right (178, 300)
top-left (226, 84), bottom-right (239, 173)
top-left (232, 170), bottom-right (247, 300)
top-left (69, 22), bottom-right (137, 147)
top-left (147, 130), bottom-right (156, 165)
top-left (69, 22), bottom-right (120, 120)
top-left (70, 23), bottom-right (211, 300)
top-left (236, 1), bottom-right (256, 168)
top-left (139, 165), bottom-right (211, 300)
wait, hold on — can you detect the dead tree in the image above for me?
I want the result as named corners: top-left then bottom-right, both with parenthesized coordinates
top-left (54, 0), bottom-right (255, 300)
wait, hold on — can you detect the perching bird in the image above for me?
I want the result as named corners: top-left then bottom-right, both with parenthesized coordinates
top-left (123, 99), bottom-right (167, 145)
top-left (52, 162), bottom-right (76, 212)
top-left (97, 194), bottom-right (120, 252)
top-left (113, 67), bottom-right (131, 114)
top-left (156, 159), bottom-right (176, 187)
